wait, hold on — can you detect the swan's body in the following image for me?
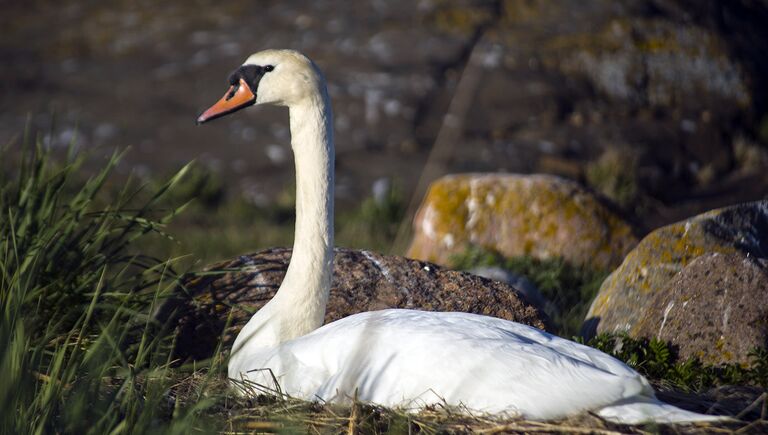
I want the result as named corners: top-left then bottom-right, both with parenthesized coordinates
top-left (197, 49), bottom-right (723, 424)
top-left (229, 309), bottom-right (713, 423)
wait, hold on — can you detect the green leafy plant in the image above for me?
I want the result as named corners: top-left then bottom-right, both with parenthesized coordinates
top-left (586, 333), bottom-right (768, 392)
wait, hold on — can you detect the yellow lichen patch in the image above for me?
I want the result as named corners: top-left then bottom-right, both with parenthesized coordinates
top-left (430, 3), bottom-right (493, 36)
top-left (714, 338), bottom-right (735, 362)
top-left (715, 337), bottom-right (725, 351)
top-left (196, 292), bottom-right (214, 304)
top-left (499, 0), bottom-right (555, 25)
top-left (426, 175), bottom-right (472, 238)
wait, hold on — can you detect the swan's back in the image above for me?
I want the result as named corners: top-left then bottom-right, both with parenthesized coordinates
top-left (229, 309), bottom-right (651, 420)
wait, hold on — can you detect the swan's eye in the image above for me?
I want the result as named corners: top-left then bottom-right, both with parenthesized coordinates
top-left (264, 65), bottom-right (274, 72)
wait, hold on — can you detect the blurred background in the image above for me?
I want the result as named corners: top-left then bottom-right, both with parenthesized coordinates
top-left (2, 0), bottom-right (768, 265)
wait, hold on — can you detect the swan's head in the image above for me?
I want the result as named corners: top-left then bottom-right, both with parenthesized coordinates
top-left (197, 49), bottom-right (324, 124)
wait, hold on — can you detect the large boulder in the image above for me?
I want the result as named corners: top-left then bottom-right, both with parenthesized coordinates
top-left (160, 247), bottom-right (549, 361)
top-left (406, 174), bottom-right (638, 270)
top-left (556, 15), bottom-right (750, 109)
top-left (585, 200), bottom-right (768, 348)
top-left (633, 252), bottom-right (768, 365)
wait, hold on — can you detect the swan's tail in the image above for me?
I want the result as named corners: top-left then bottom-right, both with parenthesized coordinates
top-left (597, 396), bottom-right (729, 425)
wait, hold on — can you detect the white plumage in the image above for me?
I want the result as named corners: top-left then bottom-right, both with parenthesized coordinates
top-left (230, 309), bottom-right (719, 424)
top-left (197, 49), bottom-right (724, 425)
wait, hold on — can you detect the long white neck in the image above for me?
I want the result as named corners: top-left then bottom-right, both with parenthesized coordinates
top-left (231, 85), bottom-right (334, 354)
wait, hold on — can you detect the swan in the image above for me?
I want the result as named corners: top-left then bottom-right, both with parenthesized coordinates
top-left (196, 49), bottom-right (723, 424)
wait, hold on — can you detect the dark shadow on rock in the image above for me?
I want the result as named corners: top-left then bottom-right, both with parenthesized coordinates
top-left (580, 316), bottom-right (601, 341)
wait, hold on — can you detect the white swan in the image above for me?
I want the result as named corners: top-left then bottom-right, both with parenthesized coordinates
top-left (196, 49), bottom-right (722, 424)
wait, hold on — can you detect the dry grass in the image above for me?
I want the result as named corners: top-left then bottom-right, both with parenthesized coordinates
top-left (160, 371), bottom-right (765, 434)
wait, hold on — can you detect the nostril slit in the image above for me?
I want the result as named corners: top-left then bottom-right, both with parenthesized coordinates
top-left (226, 85), bottom-right (238, 101)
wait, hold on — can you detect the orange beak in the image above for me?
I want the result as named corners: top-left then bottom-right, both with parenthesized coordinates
top-left (196, 78), bottom-right (256, 124)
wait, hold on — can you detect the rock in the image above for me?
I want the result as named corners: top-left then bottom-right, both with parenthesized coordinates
top-left (557, 17), bottom-right (750, 108)
top-left (468, 266), bottom-right (546, 310)
top-left (585, 200), bottom-right (768, 341)
top-left (161, 247), bottom-right (549, 361)
top-left (406, 174), bottom-right (638, 270)
top-left (6, 1), bottom-right (768, 235)
top-left (632, 253), bottom-right (768, 365)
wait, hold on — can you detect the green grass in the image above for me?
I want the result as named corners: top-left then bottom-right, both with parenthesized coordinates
top-left (337, 180), bottom-right (406, 253)
top-left (0, 142), bottom-right (220, 433)
top-left (0, 140), bottom-right (447, 434)
top-left (138, 163), bottom-right (407, 269)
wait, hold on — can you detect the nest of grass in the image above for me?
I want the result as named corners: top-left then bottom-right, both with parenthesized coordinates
top-left (165, 371), bottom-right (765, 434)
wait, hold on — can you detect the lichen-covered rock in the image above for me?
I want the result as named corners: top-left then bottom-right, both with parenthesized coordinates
top-left (556, 17), bottom-right (750, 107)
top-left (160, 247), bottom-right (549, 361)
top-left (632, 253), bottom-right (768, 365)
top-left (406, 174), bottom-right (638, 270)
top-left (585, 200), bottom-right (768, 339)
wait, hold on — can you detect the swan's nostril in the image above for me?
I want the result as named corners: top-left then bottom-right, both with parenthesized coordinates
top-left (197, 77), bottom-right (256, 124)
top-left (225, 84), bottom-right (239, 101)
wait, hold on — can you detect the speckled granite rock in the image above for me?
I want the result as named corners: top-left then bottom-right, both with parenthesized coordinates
top-left (161, 247), bottom-right (549, 361)
top-left (632, 253), bottom-right (768, 365)
top-left (406, 174), bottom-right (638, 270)
top-left (585, 200), bottom-right (768, 339)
